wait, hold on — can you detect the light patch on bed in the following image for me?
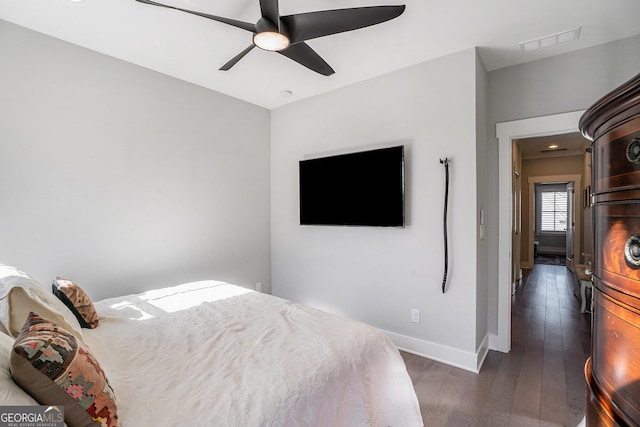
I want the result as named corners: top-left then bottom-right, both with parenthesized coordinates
top-left (138, 280), bottom-right (253, 313)
top-left (109, 301), bottom-right (154, 320)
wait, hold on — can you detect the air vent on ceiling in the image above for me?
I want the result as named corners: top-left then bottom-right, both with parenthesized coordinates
top-left (520, 27), bottom-right (581, 52)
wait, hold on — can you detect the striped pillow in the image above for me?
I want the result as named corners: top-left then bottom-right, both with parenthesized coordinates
top-left (52, 277), bottom-right (99, 329)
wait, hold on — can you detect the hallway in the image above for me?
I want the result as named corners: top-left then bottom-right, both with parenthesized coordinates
top-left (402, 263), bottom-right (592, 426)
top-left (510, 264), bottom-right (591, 425)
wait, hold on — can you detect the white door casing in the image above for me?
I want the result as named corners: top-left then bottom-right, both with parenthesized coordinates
top-left (495, 110), bottom-right (585, 353)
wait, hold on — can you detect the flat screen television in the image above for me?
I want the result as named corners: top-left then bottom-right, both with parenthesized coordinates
top-left (299, 145), bottom-right (404, 227)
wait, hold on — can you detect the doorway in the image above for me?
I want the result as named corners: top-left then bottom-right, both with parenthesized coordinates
top-left (524, 176), bottom-right (582, 269)
top-left (495, 110), bottom-right (585, 353)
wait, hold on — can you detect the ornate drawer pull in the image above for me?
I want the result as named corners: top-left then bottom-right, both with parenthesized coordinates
top-left (625, 235), bottom-right (640, 266)
top-left (626, 138), bottom-right (640, 163)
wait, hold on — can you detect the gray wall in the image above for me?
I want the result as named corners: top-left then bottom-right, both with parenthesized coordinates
top-left (475, 50), bottom-right (489, 350)
top-left (486, 35), bottom-right (640, 335)
top-left (0, 20), bottom-right (272, 299)
top-left (271, 49), bottom-right (488, 371)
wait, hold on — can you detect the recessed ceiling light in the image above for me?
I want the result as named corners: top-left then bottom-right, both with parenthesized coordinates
top-left (280, 90), bottom-right (293, 98)
top-left (67, 0), bottom-right (85, 3)
top-left (548, 144), bottom-right (559, 149)
top-left (520, 27), bottom-right (581, 52)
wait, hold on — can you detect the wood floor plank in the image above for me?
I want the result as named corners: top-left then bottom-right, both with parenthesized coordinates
top-left (511, 335), bottom-right (544, 421)
top-left (540, 269), bottom-right (570, 426)
top-left (401, 263), bottom-right (591, 426)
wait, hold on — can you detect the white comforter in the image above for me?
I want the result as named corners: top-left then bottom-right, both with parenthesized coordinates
top-left (83, 281), bottom-right (422, 427)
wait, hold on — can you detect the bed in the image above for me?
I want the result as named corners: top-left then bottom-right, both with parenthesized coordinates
top-left (0, 264), bottom-right (423, 427)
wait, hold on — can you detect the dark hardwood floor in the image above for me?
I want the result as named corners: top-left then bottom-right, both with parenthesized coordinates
top-left (401, 264), bottom-right (591, 426)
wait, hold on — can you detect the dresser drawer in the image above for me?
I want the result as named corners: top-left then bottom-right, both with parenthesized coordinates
top-left (594, 202), bottom-right (640, 294)
top-left (591, 287), bottom-right (640, 426)
top-left (593, 125), bottom-right (640, 195)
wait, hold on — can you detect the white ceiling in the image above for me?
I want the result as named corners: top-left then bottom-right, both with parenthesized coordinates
top-left (1, 0), bottom-right (639, 109)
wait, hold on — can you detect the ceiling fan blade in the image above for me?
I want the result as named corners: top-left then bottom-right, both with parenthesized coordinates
top-left (281, 5), bottom-right (405, 44)
top-left (259, 0), bottom-right (280, 28)
top-left (279, 42), bottom-right (334, 76)
top-left (134, 0), bottom-right (257, 33)
top-left (219, 44), bottom-right (256, 71)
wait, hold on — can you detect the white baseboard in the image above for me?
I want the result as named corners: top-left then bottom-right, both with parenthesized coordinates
top-left (476, 335), bottom-right (489, 370)
top-left (488, 333), bottom-right (499, 351)
top-left (383, 330), bottom-right (489, 373)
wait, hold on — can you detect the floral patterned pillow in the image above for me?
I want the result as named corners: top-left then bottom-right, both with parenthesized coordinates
top-left (52, 277), bottom-right (99, 329)
top-left (10, 312), bottom-right (118, 427)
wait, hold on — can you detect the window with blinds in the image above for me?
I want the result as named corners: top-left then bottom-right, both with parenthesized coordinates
top-left (539, 190), bottom-right (567, 232)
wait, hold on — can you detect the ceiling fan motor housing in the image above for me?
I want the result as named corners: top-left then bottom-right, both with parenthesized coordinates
top-left (253, 17), bottom-right (291, 51)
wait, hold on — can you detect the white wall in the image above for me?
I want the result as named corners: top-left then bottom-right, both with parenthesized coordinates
top-left (0, 20), bottom-right (272, 300)
top-left (271, 49), bottom-right (486, 371)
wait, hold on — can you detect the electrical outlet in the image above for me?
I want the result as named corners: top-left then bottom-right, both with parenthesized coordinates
top-left (411, 309), bottom-right (420, 324)
top-left (255, 282), bottom-right (262, 292)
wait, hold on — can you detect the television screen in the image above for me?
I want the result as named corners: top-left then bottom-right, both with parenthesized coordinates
top-left (299, 145), bottom-right (405, 227)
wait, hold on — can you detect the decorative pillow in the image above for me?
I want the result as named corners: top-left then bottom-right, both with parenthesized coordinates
top-left (0, 274), bottom-right (84, 340)
top-left (0, 331), bottom-right (39, 405)
top-left (10, 312), bottom-right (118, 427)
top-left (52, 277), bottom-right (99, 329)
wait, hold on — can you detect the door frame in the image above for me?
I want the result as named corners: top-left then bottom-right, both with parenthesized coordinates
top-left (496, 110), bottom-right (585, 353)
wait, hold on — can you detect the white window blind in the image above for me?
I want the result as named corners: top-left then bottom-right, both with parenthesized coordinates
top-left (540, 190), bottom-right (567, 232)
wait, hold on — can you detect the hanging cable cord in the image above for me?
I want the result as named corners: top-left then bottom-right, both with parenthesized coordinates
top-left (440, 158), bottom-right (450, 293)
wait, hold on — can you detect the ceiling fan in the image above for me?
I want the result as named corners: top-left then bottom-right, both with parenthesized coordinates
top-left (134, 0), bottom-right (406, 76)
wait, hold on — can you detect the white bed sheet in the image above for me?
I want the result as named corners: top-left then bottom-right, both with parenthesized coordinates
top-left (83, 280), bottom-right (422, 427)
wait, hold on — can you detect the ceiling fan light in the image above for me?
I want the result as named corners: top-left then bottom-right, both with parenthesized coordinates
top-left (253, 31), bottom-right (290, 52)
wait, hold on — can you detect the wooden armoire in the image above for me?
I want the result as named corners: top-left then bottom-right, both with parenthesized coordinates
top-left (580, 72), bottom-right (640, 426)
